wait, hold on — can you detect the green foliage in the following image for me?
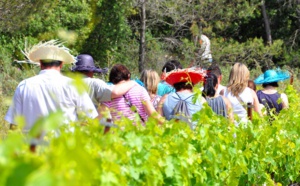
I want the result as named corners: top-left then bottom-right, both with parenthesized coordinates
top-left (1, 86), bottom-right (300, 185)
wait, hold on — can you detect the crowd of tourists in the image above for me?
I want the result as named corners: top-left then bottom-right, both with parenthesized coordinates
top-left (5, 40), bottom-right (291, 134)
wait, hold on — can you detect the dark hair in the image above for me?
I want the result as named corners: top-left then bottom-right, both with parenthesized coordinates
top-left (207, 64), bottom-right (222, 77)
top-left (40, 60), bottom-right (62, 67)
top-left (248, 80), bottom-right (257, 91)
top-left (173, 82), bottom-right (193, 91)
top-left (109, 64), bottom-right (131, 84)
top-left (262, 82), bottom-right (278, 88)
top-left (161, 60), bottom-right (183, 72)
top-left (202, 73), bottom-right (218, 98)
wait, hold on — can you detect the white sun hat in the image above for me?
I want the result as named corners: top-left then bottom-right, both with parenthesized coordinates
top-left (22, 40), bottom-right (76, 65)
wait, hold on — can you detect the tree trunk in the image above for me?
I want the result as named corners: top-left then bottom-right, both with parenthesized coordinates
top-left (138, 0), bottom-right (146, 73)
top-left (261, 0), bottom-right (272, 45)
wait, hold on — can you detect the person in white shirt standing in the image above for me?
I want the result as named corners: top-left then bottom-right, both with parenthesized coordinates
top-left (5, 40), bottom-right (98, 133)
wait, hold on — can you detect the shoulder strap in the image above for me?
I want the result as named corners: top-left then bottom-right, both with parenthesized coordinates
top-left (123, 94), bottom-right (145, 122)
top-left (175, 92), bottom-right (193, 101)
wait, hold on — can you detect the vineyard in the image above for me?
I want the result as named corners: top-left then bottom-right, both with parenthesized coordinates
top-left (0, 85), bottom-right (300, 185)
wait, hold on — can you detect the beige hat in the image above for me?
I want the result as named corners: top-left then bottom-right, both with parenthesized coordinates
top-left (22, 40), bottom-right (75, 64)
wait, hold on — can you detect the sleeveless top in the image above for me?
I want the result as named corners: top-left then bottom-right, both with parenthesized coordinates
top-left (257, 90), bottom-right (282, 114)
top-left (224, 87), bottom-right (253, 121)
top-left (151, 94), bottom-right (162, 110)
top-left (206, 96), bottom-right (227, 117)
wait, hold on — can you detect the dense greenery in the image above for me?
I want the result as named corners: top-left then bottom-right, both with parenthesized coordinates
top-left (0, 85), bottom-right (300, 185)
top-left (1, 1), bottom-right (300, 185)
top-left (0, 0), bottom-right (299, 72)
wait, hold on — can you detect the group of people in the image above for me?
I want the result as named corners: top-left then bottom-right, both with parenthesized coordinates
top-left (5, 40), bottom-right (290, 135)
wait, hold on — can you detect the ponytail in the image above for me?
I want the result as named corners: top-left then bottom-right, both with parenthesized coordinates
top-left (202, 73), bottom-right (218, 98)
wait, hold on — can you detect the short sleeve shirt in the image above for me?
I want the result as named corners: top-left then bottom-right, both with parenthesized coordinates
top-left (163, 92), bottom-right (202, 121)
top-left (5, 69), bottom-right (98, 132)
top-left (157, 81), bottom-right (175, 96)
top-left (103, 84), bottom-right (150, 122)
top-left (83, 77), bottom-right (113, 106)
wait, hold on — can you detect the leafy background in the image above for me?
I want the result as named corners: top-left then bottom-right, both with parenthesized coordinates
top-left (1, 0), bottom-right (300, 185)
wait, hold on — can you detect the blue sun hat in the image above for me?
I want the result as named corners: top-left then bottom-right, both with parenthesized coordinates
top-left (254, 69), bottom-right (290, 84)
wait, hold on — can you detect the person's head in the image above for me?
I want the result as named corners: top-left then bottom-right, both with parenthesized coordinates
top-left (173, 82), bottom-right (193, 92)
top-left (254, 69), bottom-right (290, 87)
top-left (71, 54), bottom-right (108, 77)
top-left (40, 60), bottom-right (62, 70)
top-left (248, 80), bottom-right (257, 91)
top-left (164, 68), bottom-right (204, 92)
top-left (109, 64), bottom-right (131, 84)
top-left (24, 40), bottom-right (75, 69)
top-left (202, 73), bottom-right (218, 98)
top-left (227, 63), bottom-right (250, 96)
top-left (262, 82), bottom-right (279, 88)
top-left (161, 60), bottom-right (183, 80)
top-left (207, 63), bottom-right (222, 84)
top-left (140, 69), bottom-right (160, 95)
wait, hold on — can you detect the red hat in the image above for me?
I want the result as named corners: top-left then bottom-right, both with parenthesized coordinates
top-left (164, 68), bottom-right (206, 86)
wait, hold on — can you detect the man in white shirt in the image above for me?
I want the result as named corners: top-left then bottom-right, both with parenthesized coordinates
top-left (207, 63), bottom-right (226, 95)
top-left (71, 54), bottom-right (137, 108)
top-left (5, 40), bottom-right (98, 132)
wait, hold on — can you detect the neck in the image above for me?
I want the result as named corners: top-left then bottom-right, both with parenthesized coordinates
top-left (177, 89), bottom-right (193, 93)
top-left (41, 66), bottom-right (61, 71)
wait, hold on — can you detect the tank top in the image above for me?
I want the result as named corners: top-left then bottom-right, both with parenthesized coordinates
top-left (257, 90), bottom-right (282, 114)
top-left (224, 87), bottom-right (253, 120)
top-left (206, 96), bottom-right (227, 117)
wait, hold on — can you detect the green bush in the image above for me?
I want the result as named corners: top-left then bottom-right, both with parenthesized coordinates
top-left (1, 85), bottom-right (300, 185)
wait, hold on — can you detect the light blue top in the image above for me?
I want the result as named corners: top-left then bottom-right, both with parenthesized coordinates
top-left (157, 81), bottom-right (175, 96)
top-left (163, 92), bottom-right (202, 129)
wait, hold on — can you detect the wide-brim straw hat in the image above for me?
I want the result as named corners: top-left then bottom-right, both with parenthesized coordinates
top-left (22, 40), bottom-right (75, 65)
top-left (254, 69), bottom-right (290, 84)
top-left (164, 68), bottom-right (205, 86)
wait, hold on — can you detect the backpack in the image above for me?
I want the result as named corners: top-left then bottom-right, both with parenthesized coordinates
top-left (171, 92), bottom-right (194, 129)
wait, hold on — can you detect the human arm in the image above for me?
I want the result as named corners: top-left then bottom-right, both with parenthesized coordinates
top-left (111, 80), bottom-right (137, 99)
top-left (251, 89), bottom-right (262, 116)
top-left (157, 94), bottom-right (168, 116)
top-left (281, 93), bottom-right (289, 109)
top-left (222, 96), bottom-right (234, 123)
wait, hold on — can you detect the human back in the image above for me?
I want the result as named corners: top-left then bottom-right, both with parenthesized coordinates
top-left (5, 40), bottom-right (98, 132)
top-left (224, 63), bottom-right (261, 121)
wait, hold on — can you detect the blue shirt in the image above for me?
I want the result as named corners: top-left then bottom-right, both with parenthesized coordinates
top-left (157, 81), bottom-right (175, 96)
top-left (163, 92), bottom-right (202, 128)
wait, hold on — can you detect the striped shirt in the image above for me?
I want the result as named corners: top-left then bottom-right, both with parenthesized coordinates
top-left (103, 84), bottom-right (150, 122)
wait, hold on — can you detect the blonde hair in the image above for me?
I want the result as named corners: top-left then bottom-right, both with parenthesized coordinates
top-left (227, 63), bottom-right (250, 96)
top-left (140, 69), bottom-right (160, 95)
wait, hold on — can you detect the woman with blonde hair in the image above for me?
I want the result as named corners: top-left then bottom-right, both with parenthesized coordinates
top-left (140, 69), bottom-right (162, 110)
top-left (223, 63), bottom-right (261, 122)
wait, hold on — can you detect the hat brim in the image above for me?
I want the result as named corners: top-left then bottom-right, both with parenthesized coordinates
top-left (71, 66), bottom-right (108, 74)
top-left (165, 69), bottom-right (205, 86)
top-left (254, 71), bottom-right (290, 84)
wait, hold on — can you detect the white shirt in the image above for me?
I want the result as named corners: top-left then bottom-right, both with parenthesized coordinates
top-left (5, 69), bottom-right (98, 132)
top-left (224, 87), bottom-right (253, 121)
top-left (83, 77), bottom-right (113, 107)
top-left (216, 84), bottom-right (226, 95)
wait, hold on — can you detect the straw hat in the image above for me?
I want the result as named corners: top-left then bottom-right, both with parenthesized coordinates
top-left (22, 40), bottom-right (75, 64)
top-left (164, 68), bottom-right (205, 86)
top-left (254, 69), bottom-right (290, 84)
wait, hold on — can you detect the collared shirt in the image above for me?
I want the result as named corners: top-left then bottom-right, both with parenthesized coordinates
top-left (5, 69), bottom-right (98, 132)
top-left (83, 77), bottom-right (113, 107)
